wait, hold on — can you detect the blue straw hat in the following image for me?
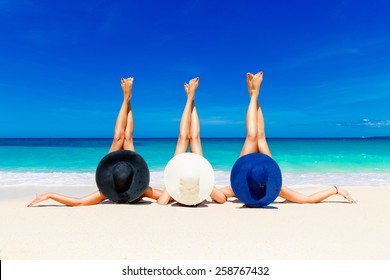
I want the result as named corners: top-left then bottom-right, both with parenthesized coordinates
top-left (95, 150), bottom-right (150, 203)
top-left (230, 153), bottom-right (282, 207)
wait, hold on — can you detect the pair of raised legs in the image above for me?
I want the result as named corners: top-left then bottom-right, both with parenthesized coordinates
top-left (157, 77), bottom-right (226, 204)
top-left (157, 78), bottom-right (230, 205)
top-left (212, 72), bottom-right (355, 204)
top-left (28, 77), bottom-right (161, 207)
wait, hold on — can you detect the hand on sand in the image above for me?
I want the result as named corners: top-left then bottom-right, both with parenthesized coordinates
top-left (336, 186), bottom-right (356, 203)
top-left (157, 189), bottom-right (173, 205)
top-left (27, 194), bottom-right (44, 207)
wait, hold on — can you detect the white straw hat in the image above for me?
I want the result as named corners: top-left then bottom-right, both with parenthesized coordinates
top-left (164, 153), bottom-right (214, 206)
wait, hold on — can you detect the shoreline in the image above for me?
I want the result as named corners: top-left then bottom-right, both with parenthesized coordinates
top-left (1, 186), bottom-right (389, 259)
top-left (1, 171), bottom-right (389, 191)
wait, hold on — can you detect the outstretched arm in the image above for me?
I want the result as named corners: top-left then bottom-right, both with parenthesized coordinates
top-left (279, 186), bottom-right (356, 203)
top-left (27, 190), bottom-right (107, 207)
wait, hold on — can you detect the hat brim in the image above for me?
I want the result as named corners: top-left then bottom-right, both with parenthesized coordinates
top-left (164, 153), bottom-right (214, 206)
top-left (230, 153), bottom-right (282, 207)
top-left (95, 150), bottom-right (150, 203)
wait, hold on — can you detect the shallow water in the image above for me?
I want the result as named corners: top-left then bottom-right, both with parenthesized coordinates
top-left (1, 138), bottom-right (389, 188)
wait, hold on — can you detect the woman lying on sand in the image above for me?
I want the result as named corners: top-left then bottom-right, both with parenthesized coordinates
top-left (157, 77), bottom-right (224, 205)
top-left (211, 71), bottom-right (356, 204)
top-left (28, 76), bottom-right (161, 207)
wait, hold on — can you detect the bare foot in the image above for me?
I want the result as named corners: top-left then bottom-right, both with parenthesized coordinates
top-left (184, 82), bottom-right (189, 96)
top-left (246, 72), bottom-right (254, 96)
top-left (336, 186), bottom-right (356, 203)
top-left (27, 193), bottom-right (45, 207)
top-left (188, 77), bottom-right (199, 98)
top-left (251, 71), bottom-right (263, 96)
top-left (121, 76), bottom-right (134, 100)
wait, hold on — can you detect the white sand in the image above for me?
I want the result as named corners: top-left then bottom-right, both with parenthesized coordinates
top-left (0, 186), bottom-right (389, 259)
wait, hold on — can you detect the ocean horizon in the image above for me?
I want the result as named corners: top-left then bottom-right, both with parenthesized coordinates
top-left (1, 137), bottom-right (389, 188)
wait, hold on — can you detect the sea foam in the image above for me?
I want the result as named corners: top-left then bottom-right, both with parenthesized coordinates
top-left (0, 171), bottom-right (389, 188)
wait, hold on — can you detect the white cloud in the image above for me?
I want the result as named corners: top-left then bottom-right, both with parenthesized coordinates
top-left (201, 116), bottom-right (244, 125)
top-left (361, 119), bottom-right (390, 128)
top-left (335, 119), bottom-right (390, 128)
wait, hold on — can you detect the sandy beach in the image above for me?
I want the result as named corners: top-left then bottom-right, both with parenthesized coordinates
top-left (1, 186), bottom-right (389, 260)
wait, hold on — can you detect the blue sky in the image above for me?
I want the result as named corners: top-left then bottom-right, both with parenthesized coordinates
top-left (0, 0), bottom-right (389, 138)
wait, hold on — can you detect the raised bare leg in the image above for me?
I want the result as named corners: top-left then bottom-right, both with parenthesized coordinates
top-left (252, 71), bottom-right (272, 157)
top-left (240, 73), bottom-right (261, 157)
top-left (173, 78), bottom-right (198, 156)
top-left (279, 186), bottom-right (356, 203)
top-left (184, 79), bottom-right (228, 204)
top-left (158, 78), bottom-right (199, 205)
top-left (213, 73), bottom-right (264, 204)
top-left (184, 79), bottom-right (229, 204)
top-left (123, 94), bottom-right (135, 151)
top-left (214, 72), bottom-right (271, 204)
top-left (189, 106), bottom-right (203, 155)
top-left (109, 77), bottom-right (133, 153)
top-left (187, 80), bottom-right (203, 155)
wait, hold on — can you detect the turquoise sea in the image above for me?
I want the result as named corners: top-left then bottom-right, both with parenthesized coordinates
top-left (0, 138), bottom-right (389, 188)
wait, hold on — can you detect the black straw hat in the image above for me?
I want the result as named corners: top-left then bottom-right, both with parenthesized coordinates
top-left (95, 150), bottom-right (150, 203)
